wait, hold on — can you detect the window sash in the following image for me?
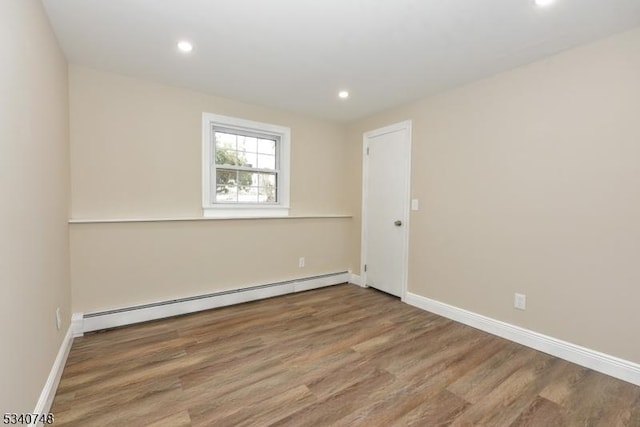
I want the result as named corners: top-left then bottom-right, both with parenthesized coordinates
top-left (211, 127), bottom-right (281, 205)
top-left (214, 168), bottom-right (279, 204)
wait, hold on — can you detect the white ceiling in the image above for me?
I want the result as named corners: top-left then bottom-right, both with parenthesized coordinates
top-left (42, 0), bottom-right (640, 122)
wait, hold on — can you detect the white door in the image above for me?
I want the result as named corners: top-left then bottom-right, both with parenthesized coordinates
top-left (362, 121), bottom-right (411, 297)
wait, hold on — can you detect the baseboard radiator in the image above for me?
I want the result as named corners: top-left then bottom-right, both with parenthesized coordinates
top-left (73, 271), bottom-right (350, 336)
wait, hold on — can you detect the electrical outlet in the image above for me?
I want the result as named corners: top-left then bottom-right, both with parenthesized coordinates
top-left (299, 257), bottom-right (305, 268)
top-left (514, 293), bottom-right (526, 310)
top-left (56, 307), bottom-right (62, 330)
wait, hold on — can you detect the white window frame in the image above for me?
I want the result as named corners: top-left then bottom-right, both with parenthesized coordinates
top-left (202, 113), bottom-right (290, 218)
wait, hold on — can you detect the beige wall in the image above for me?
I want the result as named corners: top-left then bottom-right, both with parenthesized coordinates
top-left (69, 67), bottom-right (358, 313)
top-left (348, 27), bottom-right (640, 363)
top-left (71, 219), bottom-right (352, 312)
top-left (0, 0), bottom-right (70, 413)
top-left (70, 66), bottom-right (353, 218)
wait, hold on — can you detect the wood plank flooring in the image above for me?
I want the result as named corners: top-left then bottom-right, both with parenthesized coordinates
top-left (51, 284), bottom-right (640, 426)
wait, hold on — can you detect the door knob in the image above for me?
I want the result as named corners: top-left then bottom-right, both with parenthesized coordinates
top-left (394, 220), bottom-right (402, 226)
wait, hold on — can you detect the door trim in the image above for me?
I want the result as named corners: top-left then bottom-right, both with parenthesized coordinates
top-left (361, 120), bottom-right (412, 300)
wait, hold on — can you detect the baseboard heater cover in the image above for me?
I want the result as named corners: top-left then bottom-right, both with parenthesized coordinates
top-left (74, 271), bottom-right (349, 335)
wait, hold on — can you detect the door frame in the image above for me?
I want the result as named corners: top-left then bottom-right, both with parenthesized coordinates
top-left (361, 120), bottom-right (412, 300)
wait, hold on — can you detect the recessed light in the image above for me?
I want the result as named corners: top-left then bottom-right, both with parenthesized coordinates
top-left (177, 41), bottom-right (193, 53)
top-left (338, 90), bottom-right (349, 99)
top-left (534, 0), bottom-right (555, 7)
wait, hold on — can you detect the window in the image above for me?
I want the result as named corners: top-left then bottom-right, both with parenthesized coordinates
top-left (202, 113), bottom-right (290, 217)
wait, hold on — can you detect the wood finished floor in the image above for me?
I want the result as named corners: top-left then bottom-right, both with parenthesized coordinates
top-left (51, 284), bottom-right (640, 426)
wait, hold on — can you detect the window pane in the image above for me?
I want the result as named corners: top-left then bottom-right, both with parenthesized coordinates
top-left (259, 173), bottom-right (275, 187)
top-left (237, 136), bottom-right (257, 153)
top-left (238, 171), bottom-right (256, 189)
top-left (216, 169), bottom-right (238, 202)
top-left (258, 138), bottom-right (276, 155)
top-left (258, 187), bottom-right (276, 203)
top-left (238, 186), bottom-right (259, 203)
top-left (257, 153), bottom-right (275, 170)
top-left (259, 173), bottom-right (277, 202)
top-left (216, 169), bottom-right (236, 185)
top-left (216, 148), bottom-right (243, 166)
top-left (215, 132), bottom-right (236, 150)
top-left (240, 151), bottom-right (257, 168)
top-left (233, 151), bottom-right (248, 166)
top-left (216, 183), bottom-right (237, 202)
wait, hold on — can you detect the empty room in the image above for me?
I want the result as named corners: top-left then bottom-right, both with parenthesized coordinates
top-left (2, 0), bottom-right (640, 425)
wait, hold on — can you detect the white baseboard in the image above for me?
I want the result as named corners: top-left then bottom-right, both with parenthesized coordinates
top-left (349, 273), bottom-right (363, 287)
top-left (32, 326), bottom-right (73, 426)
top-left (70, 313), bottom-right (84, 338)
top-left (405, 292), bottom-right (640, 386)
top-left (75, 272), bottom-right (349, 335)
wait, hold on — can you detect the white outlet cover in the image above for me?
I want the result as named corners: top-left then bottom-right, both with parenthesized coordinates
top-left (411, 199), bottom-right (419, 211)
top-left (514, 293), bottom-right (526, 310)
top-left (56, 308), bottom-right (62, 330)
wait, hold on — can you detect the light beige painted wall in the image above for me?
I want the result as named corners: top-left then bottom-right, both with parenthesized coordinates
top-left (69, 67), bottom-right (358, 313)
top-left (348, 27), bottom-right (640, 363)
top-left (69, 66), bottom-right (352, 218)
top-left (71, 219), bottom-right (352, 312)
top-left (0, 0), bottom-right (70, 413)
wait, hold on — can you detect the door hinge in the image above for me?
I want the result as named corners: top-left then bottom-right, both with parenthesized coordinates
top-left (366, 147), bottom-right (369, 155)
top-left (364, 264), bottom-right (367, 272)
